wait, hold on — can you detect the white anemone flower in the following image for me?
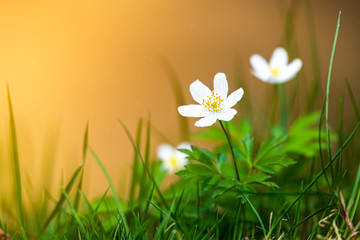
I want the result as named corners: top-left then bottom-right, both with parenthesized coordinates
top-left (157, 142), bottom-right (190, 174)
top-left (250, 47), bottom-right (302, 84)
top-left (178, 73), bottom-right (244, 127)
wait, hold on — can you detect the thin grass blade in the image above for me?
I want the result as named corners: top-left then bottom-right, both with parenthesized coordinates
top-left (88, 146), bottom-right (129, 233)
top-left (41, 165), bottom-right (83, 233)
top-left (6, 84), bottom-right (26, 237)
top-left (233, 180), bottom-right (267, 238)
top-left (61, 186), bottom-right (87, 238)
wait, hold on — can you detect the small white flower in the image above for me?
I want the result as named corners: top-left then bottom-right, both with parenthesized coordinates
top-left (157, 142), bottom-right (190, 174)
top-left (250, 47), bottom-right (302, 84)
top-left (178, 73), bottom-right (244, 127)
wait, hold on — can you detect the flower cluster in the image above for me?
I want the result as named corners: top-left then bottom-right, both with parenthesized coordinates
top-left (177, 48), bottom-right (302, 127)
top-left (159, 47), bottom-right (302, 176)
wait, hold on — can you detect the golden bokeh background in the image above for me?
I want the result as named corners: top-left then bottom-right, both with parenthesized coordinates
top-left (0, 0), bottom-right (359, 202)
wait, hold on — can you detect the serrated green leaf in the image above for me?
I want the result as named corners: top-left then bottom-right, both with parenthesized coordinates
top-left (255, 155), bottom-right (296, 168)
top-left (240, 134), bottom-right (254, 167)
top-left (180, 145), bottom-right (217, 171)
top-left (255, 165), bottom-right (277, 174)
top-left (211, 189), bottom-right (230, 199)
top-left (280, 111), bottom-right (334, 157)
top-left (176, 169), bottom-right (197, 179)
top-left (216, 152), bottom-right (227, 170)
top-left (244, 173), bottom-right (271, 184)
top-left (185, 164), bottom-right (218, 176)
top-left (254, 136), bottom-right (287, 164)
top-left (261, 181), bottom-right (280, 188)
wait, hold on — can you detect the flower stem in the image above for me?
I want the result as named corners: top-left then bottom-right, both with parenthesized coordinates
top-left (219, 120), bottom-right (241, 181)
top-left (278, 84), bottom-right (288, 133)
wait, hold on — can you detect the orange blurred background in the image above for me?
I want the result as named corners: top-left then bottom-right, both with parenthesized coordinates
top-left (0, 0), bottom-right (359, 202)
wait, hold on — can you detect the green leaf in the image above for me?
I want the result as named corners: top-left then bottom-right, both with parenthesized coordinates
top-left (192, 118), bottom-right (252, 144)
top-left (185, 164), bottom-right (218, 176)
top-left (281, 111), bottom-right (332, 157)
top-left (261, 181), bottom-right (280, 188)
top-left (216, 152), bottom-right (227, 170)
top-left (240, 134), bottom-right (254, 167)
top-left (176, 169), bottom-right (196, 179)
top-left (179, 145), bottom-right (217, 171)
top-left (254, 135), bottom-right (287, 164)
top-left (244, 173), bottom-right (271, 184)
top-left (256, 155), bottom-right (296, 167)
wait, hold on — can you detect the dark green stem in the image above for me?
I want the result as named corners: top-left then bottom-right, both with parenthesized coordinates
top-left (219, 120), bottom-right (241, 181)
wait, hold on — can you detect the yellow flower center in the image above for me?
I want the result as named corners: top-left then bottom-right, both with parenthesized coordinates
top-left (169, 156), bottom-right (180, 169)
top-left (270, 66), bottom-right (281, 78)
top-left (202, 91), bottom-right (224, 112)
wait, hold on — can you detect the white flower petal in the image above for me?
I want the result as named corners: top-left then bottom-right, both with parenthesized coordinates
top-left (190, 80), bottom-right (212, 104)
top-left (213, 72), bottom-right (228, 99)
top-left (162, 161), bottom-right (175, 173)
top-left (178, 157), bottom-right (189, 167)
top-left (270, 47), bottom-right (288, 68)
top-left (222, 88), bottom-right (244, 109)
top-left (216, 109), bottom-right (237, 121)
top-left (250, 54), bottom-right (271, 81)
top-left (267, 76), bottom-right (281, 84)
top-left (175, 151), bottom-right (189, 166)
top-left (176, 142), bottom-right (191, 151)
top-left (178, 104), bottom-right (209, 117)
top-left (278, 58), bottom-right (302, 83)
top-left (157, 144), bottom-right (174, 161)
top-left (194, 115), bottom-right (217, 127)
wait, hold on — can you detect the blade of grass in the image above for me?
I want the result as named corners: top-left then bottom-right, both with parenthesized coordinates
top-left (118, 118), bottom-right (169, 209)
top-left (336, 93), bottom-right (344, 186)
top-left (74, 122), bottom-right (89, 211)
top-left (345, 78), bottom-right (360, 121)
top-left (267, 120), bottom-right (359, 239)
top-left (233, 180), bottom-right (267, 238)
top-left (127, 201), bottom-right (147, 239)
top-left (18, 215), bottom-right (28, 240)
top-left (79, 191), bottom-right (106, 234)
top-left (92, 187), bottom-right (110, 216)
top-left (150, 198), bottom-right (177, 240)
top-left (129, 119), bottom-right (143, 202)
top-left (325, 11), bottom-right (341, 189)
top-left (318, 103), bottom-right (333, 193)
top-left (200, 212), bottom-right (227, 240)
top-left (139, 116), bottom-right (151, 200)
top-left (292, 182), bottom-right (303, 239)
top-left (348, 164), bottom-right (360, 221)
top-left (233, 200), bottom-right (242, 240)
top-left (41, 165), bottom-right (83, 233)
top-left (61, 186), bottom-right (87, 238)
top-left (141, 184), bottom-right (155, 224)
top-left (6, 84), bottom-right (26, 238)
top-left (88, 147), bottom-right (129, 233)
top-left (285, 204), bottom-right (334, 239)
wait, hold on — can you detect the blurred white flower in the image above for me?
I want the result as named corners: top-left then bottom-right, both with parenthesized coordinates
top-left (178, 73), bottom-right (244, 127)
top-left (157, 142), bottom-right (190, 174)
top-left (250, 47), bottom-right (302, 84)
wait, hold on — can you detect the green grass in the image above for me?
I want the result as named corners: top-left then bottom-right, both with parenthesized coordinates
top-left (1, 6), bottom-right (360, 240)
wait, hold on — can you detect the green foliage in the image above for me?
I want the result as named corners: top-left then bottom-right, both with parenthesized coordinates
top-left (2, 7), bottom-right (360, 240)
top-left (279, 111), bottom-right (329, 157)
